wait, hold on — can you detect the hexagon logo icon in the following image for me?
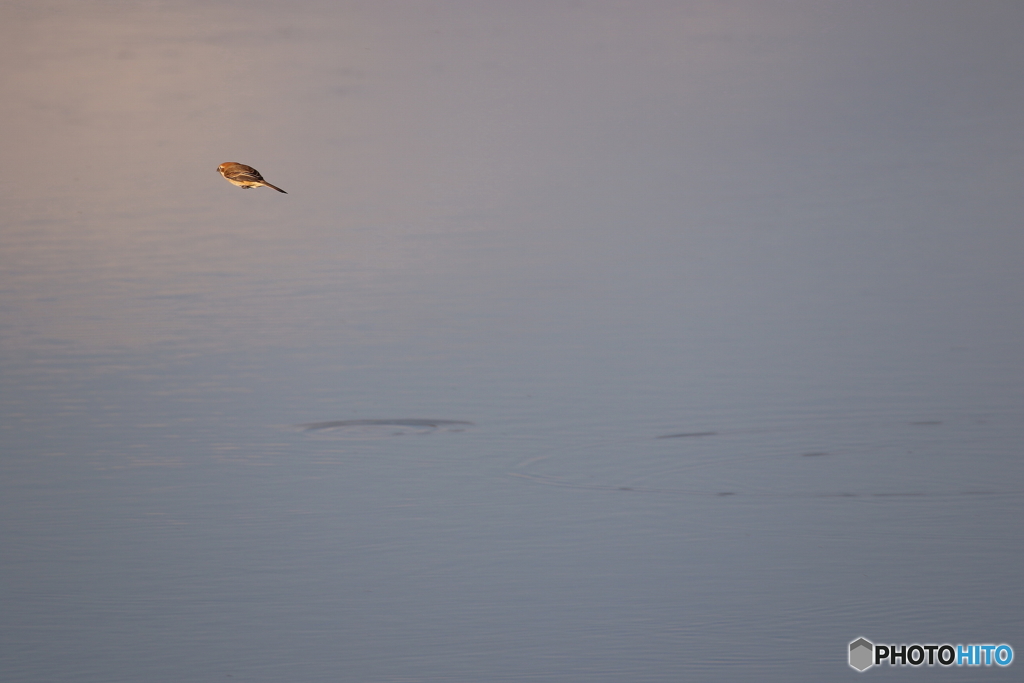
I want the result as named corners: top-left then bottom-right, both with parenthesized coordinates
top-left (849, 638), bottom-right (874, 671)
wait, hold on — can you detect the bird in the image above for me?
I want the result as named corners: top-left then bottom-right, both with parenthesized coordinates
top-left (217, 162), bottom-right (287, 193)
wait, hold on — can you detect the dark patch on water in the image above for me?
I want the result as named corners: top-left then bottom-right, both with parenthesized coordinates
top-left (295, 419), bottom-right (474, 438)
top-left (871, 492), bottom-right (927, 497)
top-left (656, 431), bottom-right (718, 439)
top-left (299, 418), bottom-right (474, 431)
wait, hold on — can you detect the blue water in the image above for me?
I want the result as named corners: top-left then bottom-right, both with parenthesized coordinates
top-left (2, 2), bottom-right (1023, 681)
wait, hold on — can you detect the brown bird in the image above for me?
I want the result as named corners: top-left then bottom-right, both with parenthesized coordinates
top-left (217, 162), bottom-right (287, 193)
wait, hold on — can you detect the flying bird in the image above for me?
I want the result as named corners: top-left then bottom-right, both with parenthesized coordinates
top-left (217, 162), bottom-right (287, 193)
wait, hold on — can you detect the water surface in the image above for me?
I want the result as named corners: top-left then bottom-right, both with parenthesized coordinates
top-left (2, 2), bottom-right (1023, 681)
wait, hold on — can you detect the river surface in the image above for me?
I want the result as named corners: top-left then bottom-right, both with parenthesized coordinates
top-left (2, 2), bottom-right (1023, 681)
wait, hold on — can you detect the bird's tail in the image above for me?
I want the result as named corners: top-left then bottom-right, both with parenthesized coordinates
top-left (262, 182), bottom-right (287, 194)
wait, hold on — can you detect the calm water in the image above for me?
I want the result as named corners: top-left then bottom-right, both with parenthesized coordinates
top-left (2, 2), bottom-right (1023, 681)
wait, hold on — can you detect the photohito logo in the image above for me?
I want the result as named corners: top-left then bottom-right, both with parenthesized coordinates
top-left (849, 638), bottom-right (1013, 671)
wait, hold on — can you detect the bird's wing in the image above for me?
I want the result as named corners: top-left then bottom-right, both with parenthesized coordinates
top-left (224, 166), bottom-right (264, 182)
